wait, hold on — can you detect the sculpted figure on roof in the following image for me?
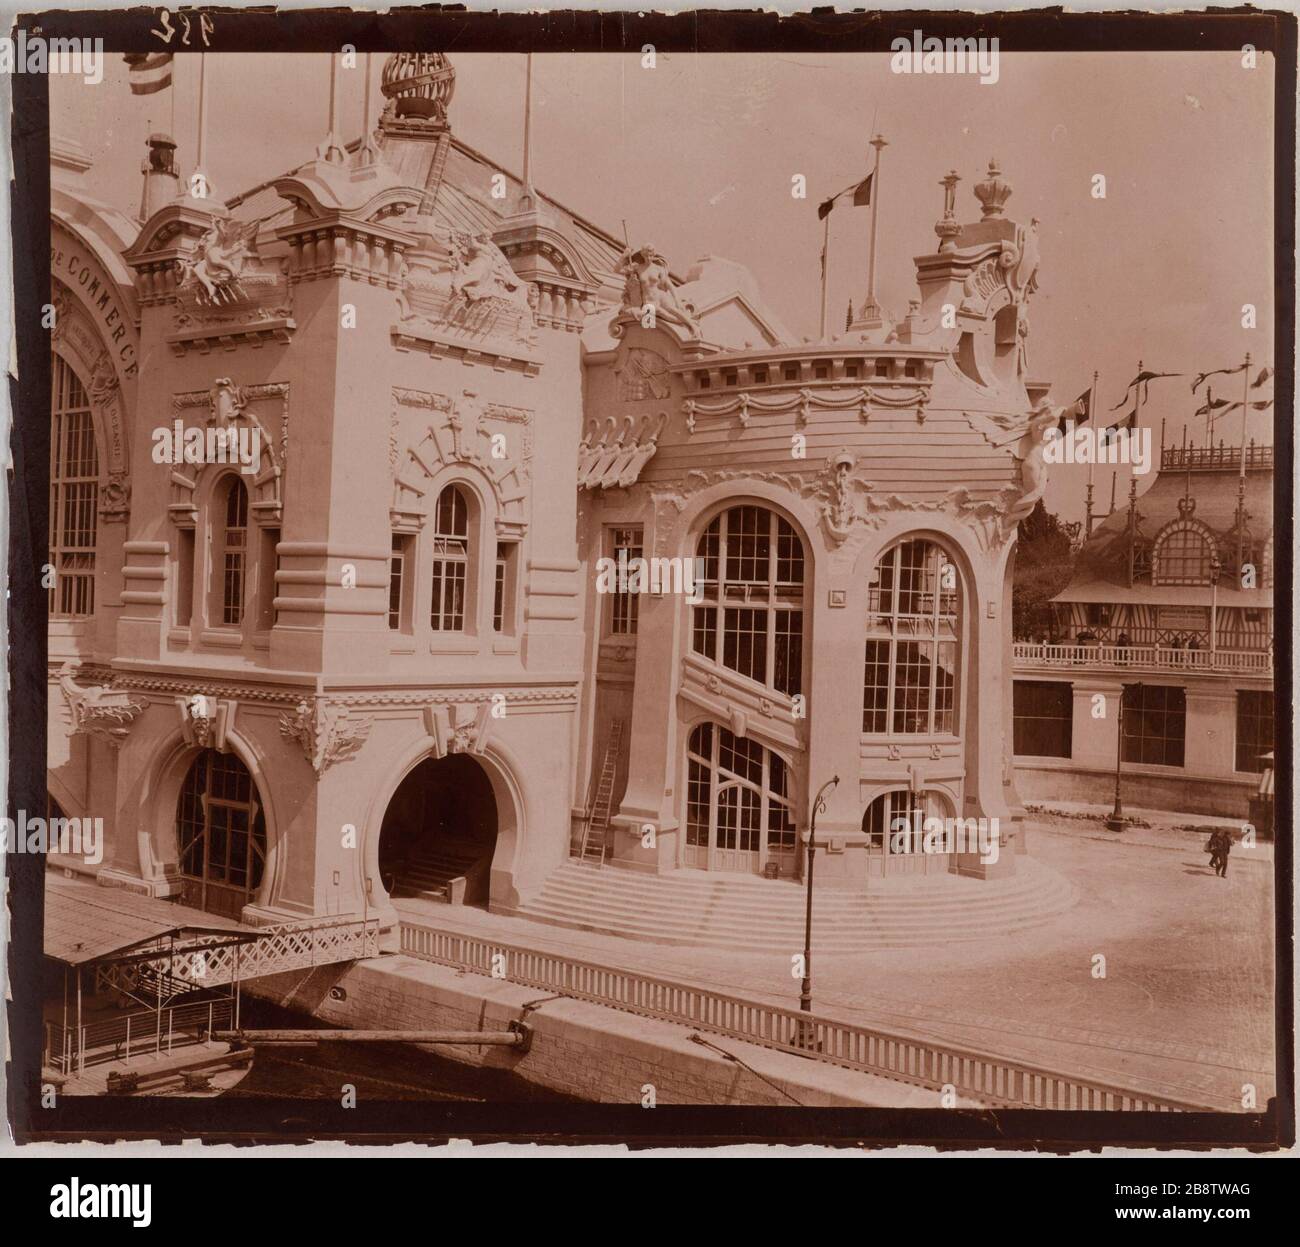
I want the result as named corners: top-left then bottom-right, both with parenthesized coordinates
top-left (180, 217), bottom-right (260, 306)
top-left (618, 245), bottom-right (700, 337)
top-left (449, 232), bottom-right (533, 320)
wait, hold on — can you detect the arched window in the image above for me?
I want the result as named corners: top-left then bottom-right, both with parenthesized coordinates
top-left (863, 538), bottom-right (959, 736)
top-left (1153, 525), bottom-right (1214, 586)
top-left (217, 477), bottom-right (249, 625)
top-left (862, 789), bottom-right (953, 875)
top-left (685, 722), bottom-right (797, 875)
top-left (49, 355), bottom-right (99, 618)
top-left (692, 505), bottom-right (804, 696)
top-left (430, 485), bottom-right (469, 631)
top-left (177, 749), bottom-right (267, 918)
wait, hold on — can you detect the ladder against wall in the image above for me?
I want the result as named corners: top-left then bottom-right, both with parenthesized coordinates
top-left (578, 719), bottom-right (625, 866)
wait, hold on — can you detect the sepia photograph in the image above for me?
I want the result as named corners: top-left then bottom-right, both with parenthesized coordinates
top-left (1, 2), bottom-right (1293, 1191)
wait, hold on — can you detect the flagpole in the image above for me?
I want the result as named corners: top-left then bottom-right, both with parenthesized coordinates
top-left (522, 53), bottom-right (534, 193)
top-left (1085, 370), bottom-right (1099, 537)
top-left (1204, 384), bottom-right (1213, 447)
top-left (1235, 351), bottom-right (1251, 574)
top-left (865, 134), bottom-right (887, 318)
top-left (194, 53), bottom-right (209, 198)
top-left (819, 212), bottom-right (831, 340)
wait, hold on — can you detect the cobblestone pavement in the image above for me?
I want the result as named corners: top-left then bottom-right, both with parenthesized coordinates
top-left (395, 817), bottom-right (1276, 1109)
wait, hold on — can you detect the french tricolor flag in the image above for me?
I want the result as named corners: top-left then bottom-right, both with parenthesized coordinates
top-left (124, 52), bottom-right (173, 96)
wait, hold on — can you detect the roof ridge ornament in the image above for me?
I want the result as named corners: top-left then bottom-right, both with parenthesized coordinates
top-left (974, 158), bottom-right (1013, 220)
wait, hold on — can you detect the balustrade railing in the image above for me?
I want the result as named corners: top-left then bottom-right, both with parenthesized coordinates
top-left (1013, 642), bottom-right (1271, 675)
top-left (398, 920), bottom-right (1214, 1111)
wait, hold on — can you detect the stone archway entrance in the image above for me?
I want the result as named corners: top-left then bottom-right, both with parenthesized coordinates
top-left (378, 754), bottom-right (498, 906)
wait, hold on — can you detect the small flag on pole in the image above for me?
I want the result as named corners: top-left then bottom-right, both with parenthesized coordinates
top-left (1191, 362), bottom-right (1245, 393)
top-left (1252, 365), bottom-right (1274, 389)
top-left (818, 172), bottom-right (874, 220)
top-left (1111, 370), bottom-right (1182, 410)
top-left (125, 52), bottom-right (173, 96)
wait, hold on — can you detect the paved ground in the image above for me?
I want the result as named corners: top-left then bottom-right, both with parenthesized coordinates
top-left (396, 813), bottom-right (1277, 1110)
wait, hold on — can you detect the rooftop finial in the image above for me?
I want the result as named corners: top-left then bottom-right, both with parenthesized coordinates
top-left (974, 158), bottom-right (1012, 220)
top-left (380, 53), bottom-right (456, 129)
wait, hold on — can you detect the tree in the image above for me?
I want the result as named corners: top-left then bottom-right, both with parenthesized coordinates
top-left (1012, 499), bottom-right (1081, 640)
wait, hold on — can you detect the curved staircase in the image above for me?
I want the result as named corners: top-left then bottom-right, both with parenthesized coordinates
top-left (513, 858), bottom-right (1076, 953)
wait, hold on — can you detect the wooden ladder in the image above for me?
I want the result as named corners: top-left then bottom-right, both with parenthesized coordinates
top-left (579, 720), bottom-right (625, 866)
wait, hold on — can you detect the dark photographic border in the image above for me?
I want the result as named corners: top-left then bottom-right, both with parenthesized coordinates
top-left (7, 5), bottom-right (1294, 1151)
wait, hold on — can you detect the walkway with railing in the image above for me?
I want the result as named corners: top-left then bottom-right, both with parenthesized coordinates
top-left (398, 921), bottom-right (1211, 1111)
top-left (46, 998), bottom-right (234, 1075)
top-left (98, 916), bottom-right (382, 997)
top-left (1013, 642), bottom-right (1271, 676)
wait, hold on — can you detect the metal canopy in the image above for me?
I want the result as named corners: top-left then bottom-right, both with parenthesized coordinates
top-left (44, 875), bottom-right (261, 967)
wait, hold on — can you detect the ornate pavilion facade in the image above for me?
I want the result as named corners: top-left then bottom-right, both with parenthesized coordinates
top-left (48, 54), bottom-right (1056, 945)
top-left (1013, 445), bottom-right (1274, 818)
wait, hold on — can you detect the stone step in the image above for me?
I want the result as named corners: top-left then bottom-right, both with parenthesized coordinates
top-left (512, 904), bottom-right (1071, 952)
top-left (515, 859), bottom-right (1076, 953)
top-left (538, 868), bottom-right (1069, 917)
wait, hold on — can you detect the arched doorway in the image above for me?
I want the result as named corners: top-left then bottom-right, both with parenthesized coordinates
top-left (379, 754), bottom-right (498, 906)
top-left (176, 750), bottom-right (268, 918)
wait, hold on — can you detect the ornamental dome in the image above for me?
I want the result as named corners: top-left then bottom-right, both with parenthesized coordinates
top-left (380, 53), bottom-right (456, 124)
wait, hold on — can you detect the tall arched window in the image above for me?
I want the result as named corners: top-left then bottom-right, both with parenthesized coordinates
top-left (1153, 525), bottom-right (1214, 586)
top-left (177, 749), bottom-right (267, 918)
top-left (217, 477), bottom-right (249, 625)
top-left (685, 722), bottom-right (797, 875)
top-left (863, 538), bottom-right (959, 735)
top-left (430, 485), bottom-right (469, 631)
top-left (692, 505), bottom-right (804, 697)
top-left (49, 355), bottom-right (99, 618)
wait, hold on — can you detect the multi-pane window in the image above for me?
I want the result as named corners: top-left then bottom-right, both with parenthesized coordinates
top-left (1153, 526), bottom-right (1214, 586)
top-left (220, 478), bottom-right (249, 625)
top-left (389, 534), bottom-right (407, 630)
top-left (685, 722), bottom-right (796, 873)
top-left (863, 539), bottom-right (959, 735)
top-left (608, 526), bottom-right (643, 635)
top-left (692, 506), bottom-right (804, 697)
top-left (177, 749), bottom-right (267, 919)
top-left (1235, 690), bottom-right (1274, 774)
top-left (1013, 681), bottom-right (1073, 758)
top-left (49, 356), bottom-right (98, 618)
top-left (1121, 684), bottom-right (1185, 767)
top-left (430, 485), bottom-right (469, 631)
top-left (494, 543), bottom-right (508, 631)
top-left (861, 790), bottom-right (948, 855)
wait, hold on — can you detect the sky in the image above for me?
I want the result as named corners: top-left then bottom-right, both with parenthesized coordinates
top-left (51, 50), bottom-right (1277, 525)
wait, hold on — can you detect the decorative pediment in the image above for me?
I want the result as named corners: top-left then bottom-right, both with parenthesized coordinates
top-left (58, 663), bottom-right (146, 749)
top-left (280, 699), bottom-right (372, 775)
top-left (168, 379), bottom-right (289, 527)
top-left (391, 387), bottom-right (531, 534)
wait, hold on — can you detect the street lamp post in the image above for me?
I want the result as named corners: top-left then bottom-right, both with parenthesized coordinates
top-left (1106, 682), bottom-right (1141, 832)
top-left (795, 775), bottom-right (840, 1050)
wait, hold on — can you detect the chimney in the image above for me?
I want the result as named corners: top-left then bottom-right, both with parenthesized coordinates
top-left (139, 132), bottom-right (179, 222)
